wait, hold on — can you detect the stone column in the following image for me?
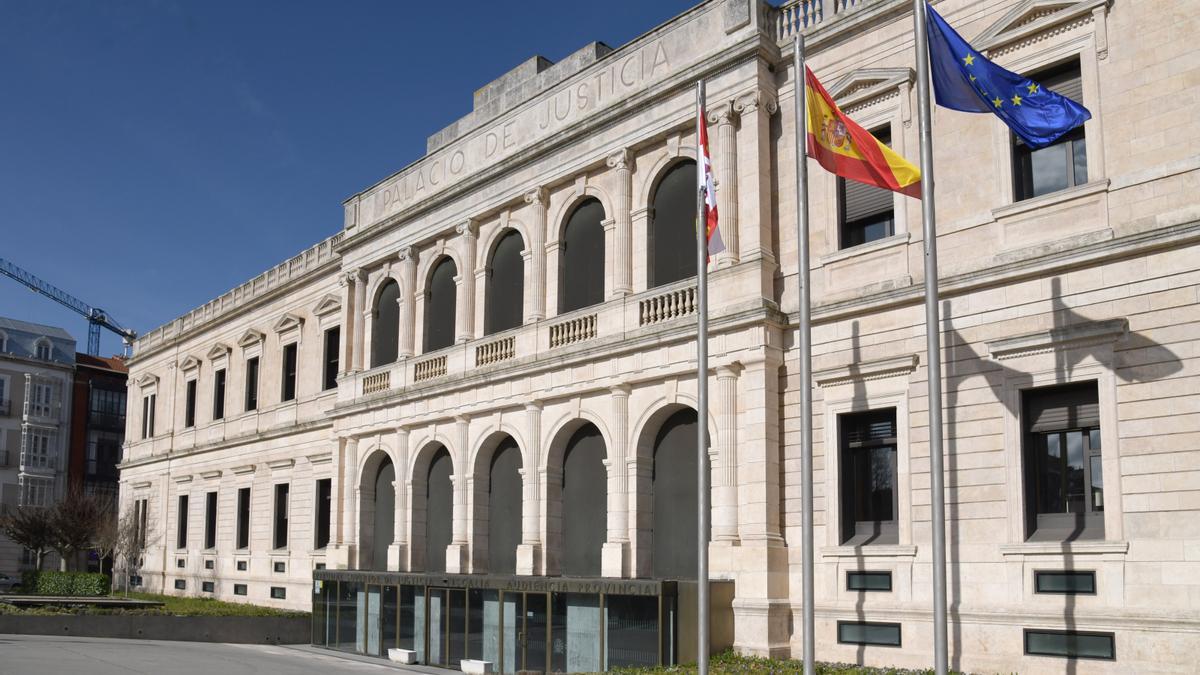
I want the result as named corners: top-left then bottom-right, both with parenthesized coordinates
top-left (517, 401), bottom-right (543, 575)
top-left (707, 102), bottom-right (739, 267)
top-left (713, 364), bottom-right (742, 542)
top-left (601, 385), bottom-right (631, 577)
top-left (606, 150), bottom-right (633, 297)
top-left (388, 427), bottom-right (410, 571)
top-left (455, 221), bottom-right (478, 343)
top-left (733, 87), bottom-right (778, 266)
top-left (342, 437), bottom-right (360, 566)
top-left (337, 271), bottom-right (355, 375)
top-left (397, 247), bottom-right (417, 358)
top-left (446, 416), bottom-right (470, 573)
top-left (352, 270), bottom-right (368, 371)
top-left (523, 188), bottom-right (548, 322)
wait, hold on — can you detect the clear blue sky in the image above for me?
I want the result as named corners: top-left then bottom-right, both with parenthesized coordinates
top-left (0, 0), bottom-right (696, 356)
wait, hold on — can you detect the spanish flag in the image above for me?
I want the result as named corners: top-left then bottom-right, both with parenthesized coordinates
top-left (805, 67), bottom-right (921, 198)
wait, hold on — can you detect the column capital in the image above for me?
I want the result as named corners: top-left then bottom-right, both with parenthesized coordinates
top-left (523, 187), bottom-right (548, 208)
top-left (341, 268), bottom-right (366, 286)
top-left (455, 220), bottom-right (478, 239)
top-left (609, 384), bottom-right (632, 397)
top-left (706, 100), bottom-right (737, 126)
top-left (605, 148), bottom-right (630, 171)
top-left (525, 400), bottom-right (544, 413)
top-left (398, 246), bottom-right (417, 264)
top-left (716, 361), bottom-right (744, 379)
top-left (733, 88), bottom-right (779, 117)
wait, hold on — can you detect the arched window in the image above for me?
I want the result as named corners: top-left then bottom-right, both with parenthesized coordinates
top-left (424, 257), bottom-right (457, 353)
top-left (425, 446), bottom-right (453, 572)
top-left (487, 437), bottom-right (522, 574)
top-left (561, 423), bottom-right (606, 576)
top-left (371, 280), bottom-right (400, 367)
top-left (370, 457), bottom-right (395, 571)
top-left (651, 408), bottom-right (707, 579)
top-left (485, 230), bottom-right (525, 335)
top-left (559, 199), bottom-right (606, 313)
top-left (648, 160), bottom-right (697, 288)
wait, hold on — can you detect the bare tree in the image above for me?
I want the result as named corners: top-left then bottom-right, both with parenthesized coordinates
top-left (92, 505), bottom-right (119, 575)
top-left (115, 506), bottom-right (152, 597)
top-left (0, 504), bottom-right (55, 571)
top-left (49, 487), bottom-right (107, 571)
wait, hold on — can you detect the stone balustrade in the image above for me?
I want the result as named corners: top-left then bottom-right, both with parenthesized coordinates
top-left (475, 335), bottom-right (516, 366)
top-left (413, 355), bottom-right (448, 382)
top-left (548, 313), bottom-right (597, 349)
top-left (362, 371), bottom-right (391, 395)
top-left (638, 284), bottom-right (697, 327)
top-left (773, 0), bottom-right (869, 41)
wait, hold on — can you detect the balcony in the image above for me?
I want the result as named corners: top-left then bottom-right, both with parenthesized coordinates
top-left (348, 277), bottom-right (703, 399)
top-left (772, 0), bottom-right (873, 42)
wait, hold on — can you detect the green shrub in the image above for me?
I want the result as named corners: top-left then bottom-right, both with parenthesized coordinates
top-left (20, 571), bottom-right (110, 597)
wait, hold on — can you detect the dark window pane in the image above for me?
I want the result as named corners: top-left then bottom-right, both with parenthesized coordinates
top-left (559, 199), bottom-right (606, 312)
top-left (1025, 630), bottom-right (1114, 659)
top-left (606, 595), bottom-right (659, 668)
top-left (213, 369), bottom-right (226, 420)
top-left (323, 327), bottom-right (340, 390)
top-left (1013, 60), bottom-right (1086, 201)
top-left (185, 380), bottom-right (196, 428)
top-left (176, 495), bottom-right (188, 549)
top-left (839, 409), bottom-right (898, 545)
top-left (487, 438), bottom-right (522, 574)
top-left (315, 479), bottom-right (332, 549)
top-left (1023, 382), bottom-right (1103, 541)
top-left (561, 424), bottom-right (606, 577)
top-left (551, 593), bottom-right (601, 673)
top-left (847, 571), bottom-right (893, 592)
top-left (273, 483), bottom-right (289, 549)
top-left (839, 128), bottom-right (895, 248)
top-left (1034, 571), bottom-right (1096, 595)
top-left (426, 447), bottom-right (453, 572)
top-left (837, 621), bottom-right (901, 646)
top-left (653, 409), bottom-right (707, 579)
top-left (425, 258), bottom-right (458, 352)
top-left (237, 487), bottom-right (251, 549)
top-left (485, 230), bottom-right (525, 335)
top-left (204, 491), bottom-right (217, 549)
top-left (372, 280), bottom-right (400, 367)
top-left (649, 160), bottom-right (697, 288)
top-left (1073, 135), bottom-right (1088, 184)
top-left (282, 344), bottom-right (298, 402)
top-left (245, 359), bottom-right (258, 411)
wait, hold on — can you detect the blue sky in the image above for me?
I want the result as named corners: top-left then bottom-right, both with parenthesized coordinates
top-left (0, 0), bottom-right (696, 356)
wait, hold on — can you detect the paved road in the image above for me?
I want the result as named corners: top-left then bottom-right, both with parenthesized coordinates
top-left (0, 634), bottom-right (442, 674)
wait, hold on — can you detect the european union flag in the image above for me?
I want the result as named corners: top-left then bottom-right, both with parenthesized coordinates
top-left (925, 3), bottom-right (1090, 149)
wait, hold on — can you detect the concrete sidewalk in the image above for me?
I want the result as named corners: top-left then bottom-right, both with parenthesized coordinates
top-left (0, 634), bottom-right (443, 674)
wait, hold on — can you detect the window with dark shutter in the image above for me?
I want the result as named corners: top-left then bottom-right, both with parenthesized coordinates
top-left (322, 327), bottom-right (340, 391)
top-left (1013, 59), bottom-right (1088, 201)
top-left (281, 343), bottom-right (297, 402)
top-left (204, 491), bottom-right (217, 549)
top-left (839, 408), bottom-right (898, 545)
top-left (839, 128), bottom-right (895, 248)
top-left (236, 487), bottom-right (251, 550)
top-left (1023, 381), bottom-right (1103, 541)
top-left (245, 358), bottom-right (258, 411)
top-left (213, 369), bottom-right (226, 420)
top-left (185, 380), bottom-right (196, 428)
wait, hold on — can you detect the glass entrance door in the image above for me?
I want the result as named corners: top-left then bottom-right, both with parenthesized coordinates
top-left (518, 592), bottom-right (549, 674)
top-left (427, 588), bottom-right (466, 668)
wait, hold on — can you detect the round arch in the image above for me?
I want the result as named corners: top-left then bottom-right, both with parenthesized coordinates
top-left (557, 198), bottom-right (607, 314)
top-left (645, 158), bottom-right (700, 289)
top-left (356, 448), bottom-right (396, 572)
top-left (423, 255), bottom-right (458, 353)
top-left (543, 418), bottom-right (608, 577)
top-left (408, 439), bottom-right (456, 572)
top-left (484, 229), bottom-right (526, 335)
top-left (469, 431), bottom-right (524, 574)
top-left (370, 278), bottom-right (401, 367)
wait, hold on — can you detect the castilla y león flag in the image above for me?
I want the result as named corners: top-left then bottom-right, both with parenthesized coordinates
top-left (805, 66), bottom-right (921, 198)
top-left (698, 104), bottom-right (725, 257)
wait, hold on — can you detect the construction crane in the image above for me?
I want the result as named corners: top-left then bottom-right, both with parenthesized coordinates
top-left (0, 257), bottom-right (137, 357)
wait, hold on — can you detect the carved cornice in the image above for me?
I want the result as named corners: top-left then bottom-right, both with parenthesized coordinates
top-left (272, 313), bottom-right (305, 335)
top-left (205, 342), bottom-right (231, 361)
top-left (312, 293), bottom-right (342, 318)
top-left (814, 354), bottom-right (919, 387)
top-left (237, 328), bottom-right (266, 349)
top-left (987, 319), bottom-right (1127, 360)
top-left (179, 355), bottom-right (202, 372)
top-left (975, 0), bottom-right (1107, 55)
top-left (135, 373), bottom-right (159, 388)
top-left (828, 68), bottom-right (915, 112)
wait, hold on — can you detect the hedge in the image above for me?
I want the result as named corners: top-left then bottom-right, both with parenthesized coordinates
top-left (20, 571), bottom-right (110, 597)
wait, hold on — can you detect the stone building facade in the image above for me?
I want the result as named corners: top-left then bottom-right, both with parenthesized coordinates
top-left (118, 0), bottom-right (1200, 672)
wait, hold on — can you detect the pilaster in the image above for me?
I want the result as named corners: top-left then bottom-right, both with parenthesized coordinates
top-left (523, 188), bottom-right (548, 322)
top-left (733, 85), bottom-right (778, 268)
top-left (398, 247), bottom-right (417, 358)
top-left (707, 103), bottom-right (739, 267)
top-left (455, 221), bottom-right (478, 343)
top-left (606, 150), bottom-right (633, 297)
top-left (517, 401), bottom-right (543, 575)
top-left (351, 269), bottom-right (368, 371)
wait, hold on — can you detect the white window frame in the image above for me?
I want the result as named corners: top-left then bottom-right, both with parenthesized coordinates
top-left (34, 337), bottom-right (52, 361)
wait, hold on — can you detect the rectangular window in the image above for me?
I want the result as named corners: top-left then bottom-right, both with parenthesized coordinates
top-left (174, 579), bottom-right (186, 591)
top-left (204, 559), bottom-right (214, 570)
top-left (1013, 60), bottom-right (1087, 201)
top-left (202, 581), bottom-right (215, 593)
top-left (273, 483), bottom-right (290, 549)
top-left (234, 584), bottom-right (248, 596)
top-left (176, 558), bottom-right (185, 568)
top-left (136, 498), bottom-right (149, 549)
top-left (323, 327), bottom-right (340, 391)
top-left (176, 495), bottom-right (189, 549)
top-left (141, 394), bottom-right (156, 439)
top-left (274, 561), bottom-right (286, 573)
top-left (204, 491), bottom-right (217, 549)
top-left (245, 358), bottom-right (259, 411)
top-left (1035, 570), bottom-right (1096, 595)
top-left (1025, 629), bottom-right (1114, 660)
top-left (1023, 382), bottom-right (1103, 541)
top-left (839, 409), bottom-right (898, 545)
top-left (270, 586), bottom-right (286, 600)
top-left (184, 380), bottom-right (197, 428)
top-left (236, 487), bottom-right (251, 550)
top-left (847, 571), bottom-right (893, 592)
top-left (837, 621), bottom-right (902, 647)
top-left (839, 127), bottom-right (895, 248)
top-left (281, 344), bottom-right (298, 402)
top-left (236, 559), bottom-right (248, 571)
top-left (213, 369), bottom-right (226, 420)
top-left (315, 478), bottom-right (332, 549)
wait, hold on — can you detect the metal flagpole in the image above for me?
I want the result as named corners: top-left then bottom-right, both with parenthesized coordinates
top-left (792, 34), bottom-right (816, 675)
top-left (695, 80), bottom-right (711, 675)
top-left (910, 1), bottom-right (949, 673)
